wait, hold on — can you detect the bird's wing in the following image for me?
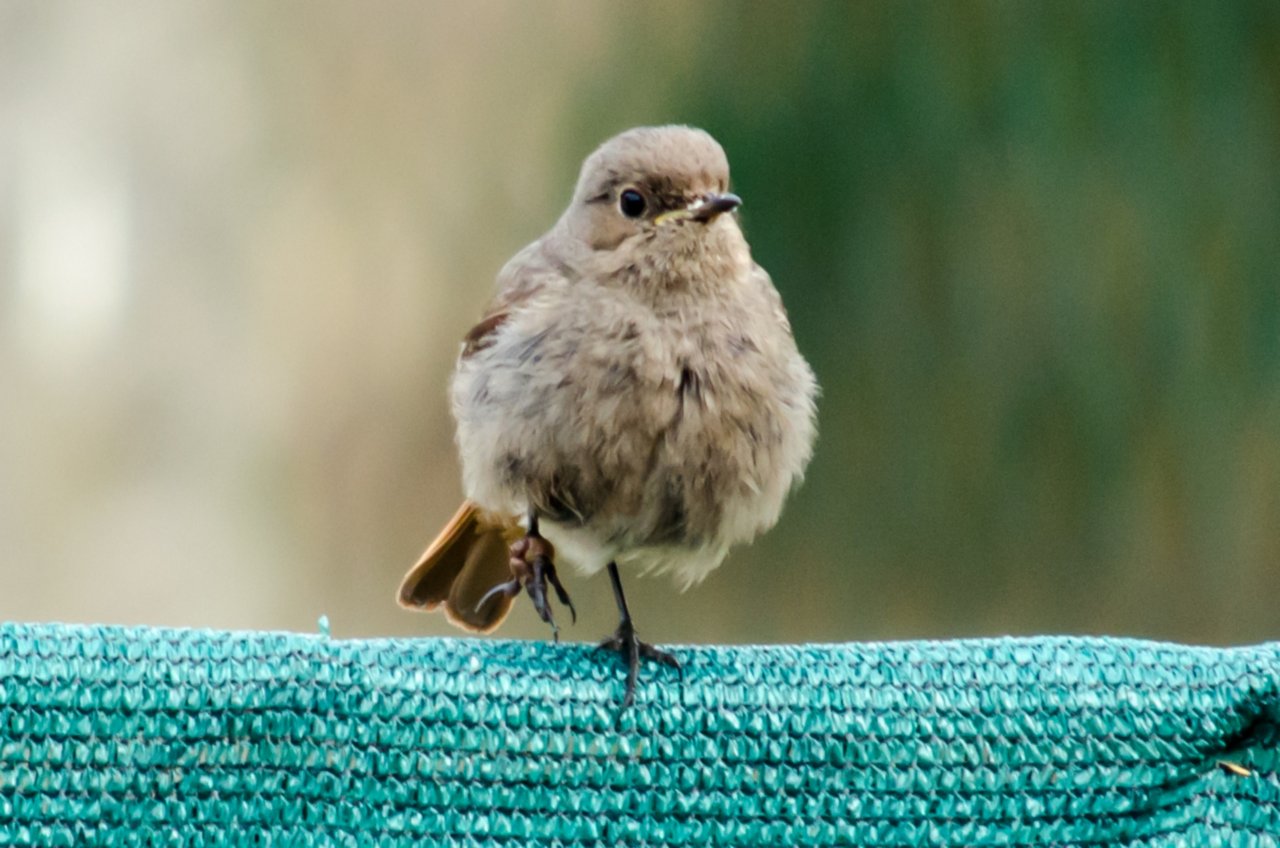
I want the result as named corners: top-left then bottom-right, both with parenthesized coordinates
top-left (460, 308), bottom-right (513, 359)
top-left (749, 262), bottom-right (796, 333)
top-left (460, 238), bottom-right (574, 360)
top-left (403, 240), bottom-right (575, 632)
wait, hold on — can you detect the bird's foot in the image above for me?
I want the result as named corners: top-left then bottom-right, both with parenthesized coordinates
top-left (476, 531), bottom-right (576, 640)
top-left (596, 618), bottom-right (680, 709)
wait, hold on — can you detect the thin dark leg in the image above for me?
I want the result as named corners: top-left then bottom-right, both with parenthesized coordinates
top-left (607, 561), bottom-right (632, 623)
top-left (597, 562), bottom-right (679, 709)
top-left (476, 509), bottom-right (576, 639)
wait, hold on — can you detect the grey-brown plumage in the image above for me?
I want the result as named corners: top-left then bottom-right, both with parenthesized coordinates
top-left (400, 125), bottom-right (818, 704)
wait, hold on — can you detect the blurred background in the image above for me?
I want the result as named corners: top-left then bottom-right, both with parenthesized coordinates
top-left (1, 2), bottom-right (1278, 646)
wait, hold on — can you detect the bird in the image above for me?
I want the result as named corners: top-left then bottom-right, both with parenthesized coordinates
top-left (398, 125), bottom-right (818, 707)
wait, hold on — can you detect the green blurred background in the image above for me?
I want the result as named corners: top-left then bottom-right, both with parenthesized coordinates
top-left (1, 2), bottom-right (1277, 646)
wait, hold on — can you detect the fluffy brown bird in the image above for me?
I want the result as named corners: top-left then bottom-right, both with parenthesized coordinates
top-left (399, 125), bottom-right (818, 706)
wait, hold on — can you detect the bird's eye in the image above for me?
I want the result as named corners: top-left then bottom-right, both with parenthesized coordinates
top-left (619, 189), bottom-right (646, 219)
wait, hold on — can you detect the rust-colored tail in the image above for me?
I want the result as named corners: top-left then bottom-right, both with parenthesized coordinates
top-left (397, 500), bottom-right (518, 634)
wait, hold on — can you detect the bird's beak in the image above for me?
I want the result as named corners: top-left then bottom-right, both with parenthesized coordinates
top-left (656, 192), bottom-right (742, 226)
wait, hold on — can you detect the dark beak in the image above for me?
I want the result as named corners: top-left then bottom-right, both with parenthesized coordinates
top-left (689, 192), bottom-right (742, 223)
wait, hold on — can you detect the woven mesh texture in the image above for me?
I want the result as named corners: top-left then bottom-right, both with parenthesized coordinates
top-left (0, 622), bottom-right (1278, 846)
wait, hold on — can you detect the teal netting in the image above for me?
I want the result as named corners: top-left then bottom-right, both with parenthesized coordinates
top-left (0, 622), bottom-right (1278, 846)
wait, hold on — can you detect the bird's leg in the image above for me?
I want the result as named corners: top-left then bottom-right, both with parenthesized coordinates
top-left (596, 561), bottom-right (680, 708)
top-left (476, 510), bottom-right (576, 640)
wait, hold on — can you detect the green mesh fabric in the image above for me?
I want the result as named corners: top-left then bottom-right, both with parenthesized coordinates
top-left (0, 622), bottom-right (1277, 846)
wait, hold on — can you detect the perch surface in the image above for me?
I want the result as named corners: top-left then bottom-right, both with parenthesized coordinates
top-left (0, 622), bottom-right (1277, 846)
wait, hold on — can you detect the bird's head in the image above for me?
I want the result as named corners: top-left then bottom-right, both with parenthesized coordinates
top-left (559, 126), bottom-right (746, 285)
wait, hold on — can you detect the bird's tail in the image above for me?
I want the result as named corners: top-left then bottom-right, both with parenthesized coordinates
top-left (397, 500), bottom-right (519, 633)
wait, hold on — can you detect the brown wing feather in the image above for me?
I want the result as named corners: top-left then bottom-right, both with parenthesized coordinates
top-left (459, 239), bottom-right (567, 361)
top-left (398, 500), bottom-right (482, 611)
top-left (442, 527), bottom-right (518, 633)
top-left (398, 500), bottom-right (521, 634)
top-left (461, 310), bottom-right (511, 359)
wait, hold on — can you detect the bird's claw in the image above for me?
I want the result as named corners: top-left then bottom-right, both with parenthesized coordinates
top-left (541, 558), bottom-right (577, 625)
top-left (597, 618), bottom-right (680, 709)
top-left (476, 530), bottom-right (575, 639)
top-left (476, 577), bottom-right (522, 611)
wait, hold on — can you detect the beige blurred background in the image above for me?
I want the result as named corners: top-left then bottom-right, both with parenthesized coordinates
top-left (1, 2), bottom-right (1278, 646)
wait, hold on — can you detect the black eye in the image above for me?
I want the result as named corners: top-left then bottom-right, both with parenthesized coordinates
top-left (619, 189), bottom-right (646, 218)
